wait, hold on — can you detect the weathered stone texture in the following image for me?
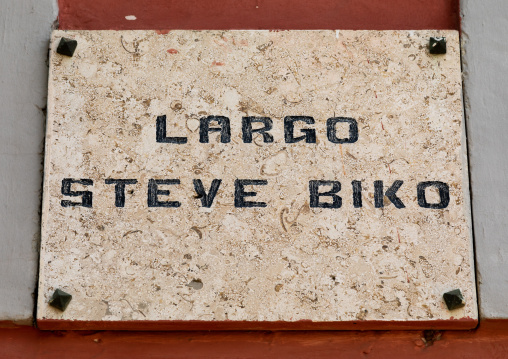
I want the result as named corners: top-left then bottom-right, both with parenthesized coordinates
top-left (38, 30), bottom-right (476, 325)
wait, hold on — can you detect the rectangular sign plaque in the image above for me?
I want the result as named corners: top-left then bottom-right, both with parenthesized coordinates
top-left (38, 30), bottom-right (477, 330)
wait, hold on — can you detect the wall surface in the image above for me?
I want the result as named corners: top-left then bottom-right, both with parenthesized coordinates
top-left (4, 0), bottom-right (508, 357)
top-left (0, 0), bottom-right (58, 322)
top-left (5, 0), bottom-right (508, 330)
top-left (57, 0), bottom-right (460, 30)
top-left (462, 0), bottom-right (508, 319)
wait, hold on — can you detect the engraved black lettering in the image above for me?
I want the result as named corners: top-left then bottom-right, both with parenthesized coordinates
top-left (199, 116), bottom-right (231, 143)
top-left (352, 180), bottom-right (362, 208)
top-left (156, 115), bottom-right (187, 144)
top-left (326, 117), bottom-right (359, 144)
top-left (193, 179), bottom-right (222, 208)
top-left (417, 181), bottom-right (450, 209)
top-left (374, 180), bottom-right (405, 208)
top-left (242, 117), bottom-right (274, 143)
top-left (147, 179), bottom-right (181, 207)
top-left (309, 180), bottom-right (342, 208)
top-left (61, 178), bottom-right (93, 208)
top-left (105, 179), bottom-right (138, 207)
top-left (234, 179), bottom-right (268, 208)
top-left (284, 116), bottom-right (317, 143)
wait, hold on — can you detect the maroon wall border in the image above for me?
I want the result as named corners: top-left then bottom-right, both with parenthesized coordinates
top-left (58, 0), bottom-right (460, 30)
top-left (1, 320), bottom-right (507, 359)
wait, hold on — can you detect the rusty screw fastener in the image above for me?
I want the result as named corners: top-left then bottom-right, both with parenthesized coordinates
top-left (48, 289), bottom-right (72, 311)
top-left (443, 289), bottom-right (465, 310)
top-left (429, 37), bottom-right (446, 55)
top-left (56, 37), bottom-right (78, 57)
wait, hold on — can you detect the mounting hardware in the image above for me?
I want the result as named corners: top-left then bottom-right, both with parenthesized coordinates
top-left (48, 289), bottom-right (72, 311)
top-left (429, 37), bottom-right (446, 55)
top-left (56, 37), bottom-right (78, 57)
top-left (443, 289), bottom-right (465, 310)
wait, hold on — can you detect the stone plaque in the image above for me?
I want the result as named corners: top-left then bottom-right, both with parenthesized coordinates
top-left (38, 30), bottom-right (477, 330)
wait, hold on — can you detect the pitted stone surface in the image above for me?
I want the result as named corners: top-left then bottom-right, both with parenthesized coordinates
top-left (38, 30), bottom-right (476, 325)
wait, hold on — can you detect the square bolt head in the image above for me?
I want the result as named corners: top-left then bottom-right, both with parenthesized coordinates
top-left (429, 37), bottom-right (446, 55)
top-left (443, 289), bottom-right (465, 310)
top-left (56, 37), bottom-right (78, 57)
top-left (48, 289), bottom-right (72, 311)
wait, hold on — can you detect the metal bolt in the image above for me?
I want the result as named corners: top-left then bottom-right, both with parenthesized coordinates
top-left (429, 37), bottom-right (446, 55)
top-left (48, 289), bottom-right (72, 311)
top-left (443, 289), bottom-right (465, 310)
top-left (56, 37), bottom-right (78, 57)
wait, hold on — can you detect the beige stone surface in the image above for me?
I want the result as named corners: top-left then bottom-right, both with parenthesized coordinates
top-left (38, 30), bottom-right (476, 324)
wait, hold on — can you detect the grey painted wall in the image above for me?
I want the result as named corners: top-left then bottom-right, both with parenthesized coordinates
top-left (462, 0), bottom-right (508, 319)
top-left (0, 0), bottom-right (57, 321)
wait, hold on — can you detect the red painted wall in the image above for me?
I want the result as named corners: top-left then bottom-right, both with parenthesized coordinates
top-left (58, 0), bottom-right (460, 30)
top-left (2, 321), bottom-right (508, 359)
